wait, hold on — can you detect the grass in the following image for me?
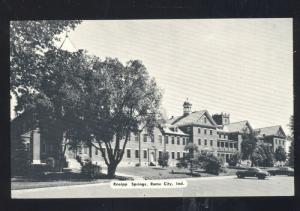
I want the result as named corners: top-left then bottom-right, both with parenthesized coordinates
top-left (116, 166), bottom-right (238, 180)
top-left (11, 171), bottom-right (131, 190)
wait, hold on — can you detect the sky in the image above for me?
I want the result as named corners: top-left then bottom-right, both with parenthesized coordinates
top-left (11, 19), bottom-right (293, 134)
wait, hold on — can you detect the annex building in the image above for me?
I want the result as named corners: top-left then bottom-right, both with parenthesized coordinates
top-left (11, 100), bottom-right (287, 169)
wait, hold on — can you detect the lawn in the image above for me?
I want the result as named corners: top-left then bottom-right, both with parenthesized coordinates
top-left (11, 171), bottom-right (129, 190)
top-left (116, 166), bottom-right (238, 180)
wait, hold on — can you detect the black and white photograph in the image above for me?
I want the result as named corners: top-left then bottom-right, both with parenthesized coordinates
top-left (10, 19), bottom-right (294, 198)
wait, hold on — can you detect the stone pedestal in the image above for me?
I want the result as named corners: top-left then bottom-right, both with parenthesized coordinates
top-left (32, 129), bottom-right (41, 164)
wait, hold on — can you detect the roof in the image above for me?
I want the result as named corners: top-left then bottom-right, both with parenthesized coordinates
top-left (170, 110), bottom-right (218, 127)
top-left (254, 125), bottom-right (286, 138)
top-left (165, 116), bottom-right (182, 125)
top-left (161, 124), bottom-right (189, 136)
top-left (223, 120), bottom-right (253, 133)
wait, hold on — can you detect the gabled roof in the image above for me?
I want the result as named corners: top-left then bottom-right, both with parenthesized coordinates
top-left (169, 110), bottom-right (218, 127)
top-left (254, 125), bottom-right (286, 138)
top-left (160, 124), bottom-right (189, 136)
top-left (223, 120), bottom-right (253, 133)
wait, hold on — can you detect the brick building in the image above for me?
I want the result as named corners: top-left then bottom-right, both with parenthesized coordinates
top-left (11, 100), bottom-right (288, 169)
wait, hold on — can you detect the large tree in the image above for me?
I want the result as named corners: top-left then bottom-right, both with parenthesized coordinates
top-left (76, 58), bottom-right (162, 178)
top-left (10, 20), bottom-right (81, 97)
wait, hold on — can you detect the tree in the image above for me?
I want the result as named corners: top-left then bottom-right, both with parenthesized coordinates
top-left (177, 143), bottom-right (199, 175)
top-left (241, 131), bottom-right (258, 166)
top-left (274, 146), bottom-right (287, 164)
top-left (252, 144), bottom-right (274, 167)
top-left (158, 152), bottom-right (169, 168)
top-left (77, 58), bottom-right (162, 178)
top-left (11, 136), bottom-right (31, 176)
top-left (288, 115), bottom-right (294, 166)
top-left (10, 20), bottom-right (81, 98)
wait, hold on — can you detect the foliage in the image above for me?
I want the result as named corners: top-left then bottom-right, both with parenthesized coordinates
top-left (252, 144), bottom-right (274, 167)
top-left (288, 115), bottom-right (294, 166)
top-left (228, 152), bottom-right (241, 167)
top-left (81, 160), bottom-right (102, 179)
top-left (76, 58), bottom-right (163, 178)
top-left (274, 146), bottom-right (287, 162)
top-left (11, 136), bottom-right (31, 176)
top-left (158, 152), bottom-right (169, 168)
top-left (241, 131), bottom-right (258, 166)
top-left (176, 143), bottom-right (200, 175)
top-left (10, 20), bottom-right (81, 96)
top-left (198, 151), bottom-right (222, 175)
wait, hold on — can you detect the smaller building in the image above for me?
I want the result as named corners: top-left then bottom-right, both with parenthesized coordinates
top-left (254, 125), bottom-right (287, 152)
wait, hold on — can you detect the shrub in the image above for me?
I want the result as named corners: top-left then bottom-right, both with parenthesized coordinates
top-left (158, 152), bottom-right (169, 168)
top-left (228, 152), bottom-right (241, 167)
top-left (29, 164), bottom-right (47, 178)
top-left (81, 160), bottom-right (102, 178)
top-left (198, 153), bottom-right (222, 175)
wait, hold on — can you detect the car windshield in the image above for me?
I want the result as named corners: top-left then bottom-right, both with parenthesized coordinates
top-left (249, 168), bottom-right (260, 172)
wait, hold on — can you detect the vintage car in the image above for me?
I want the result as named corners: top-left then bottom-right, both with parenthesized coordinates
top-left (267, 167), bottom-right (294, 176)
top-left (236, 167), bottom-right (270, 179)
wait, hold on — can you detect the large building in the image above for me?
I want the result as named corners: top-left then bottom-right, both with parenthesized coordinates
top-left (11, 100), bottom-right (288, 169)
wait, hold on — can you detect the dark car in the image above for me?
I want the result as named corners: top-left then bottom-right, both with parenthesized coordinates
top-left (267, 167), bottom-right (294, 176)
top-left (236, 167), bottom-right (270, 179)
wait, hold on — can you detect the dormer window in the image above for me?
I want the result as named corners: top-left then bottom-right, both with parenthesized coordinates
top-left (204, 117), bottom-right (207, 124)
top-left (174, 127), bottom-right (178, 132)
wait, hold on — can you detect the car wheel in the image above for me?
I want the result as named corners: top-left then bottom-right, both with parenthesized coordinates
top-left (257, 175), bottom-right (265, 180)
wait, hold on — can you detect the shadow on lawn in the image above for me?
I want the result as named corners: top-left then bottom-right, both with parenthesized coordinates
top-left (12, 172), bottom-right (132, 182)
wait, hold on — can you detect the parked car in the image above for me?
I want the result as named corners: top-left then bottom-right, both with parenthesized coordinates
top-left (236, 167), bottom-right (270, 179)
top-left (267, 167), bottom-right (294, 176)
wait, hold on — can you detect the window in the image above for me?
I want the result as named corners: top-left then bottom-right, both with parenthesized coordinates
top-left (78, 147), bottom-right (82, 154)
top-left (172, 152), bottom-right (175, 159)
top-left (165, 136), bottom-right (169, 144)
top-left (159, 151), bottom-right (162, 158)
top-left (177, 137), bottom-right (180, 145)
top-left (177, 152), bottom-right (180, 159)
top-left (151, 136), bottom-right (154, 143)
top-left (182, 138), bottom-right (185, 145)
top-left (198, 128), bottom-right (201, 133)
top-left (204, 129), bottom-right (207, 135)
top-left (127, 149), bottom-right (131, 158)
top-left (217, 142), bottom-right (220, 147)
top-left (210, 130), bottom-right (213, 135)
top-left (159, 135), bottom-right (162, 144)
top-left (210, 140), bottom-right (213, 146)
top-left (204, 117), bottom-right (207, 123)
top-left (171, 137), bottom-right (175, 144)
top-left (135, 135), bottom-right (139, 142)
top-left (174, 127), bottom-right (178, 132)
top-left (221, 142), bottom-right (224, 147)
top-left (230, 143), bottom-right (233, 148)
top-left (204, 139), bottom-right (207, 145)
top-left (143, 134), bottom-right (147, 142)
top-left (198, 139), bottom-right (201, 145)
top-left (143, 150), bottom-right (147, 158)
top-left (95, 148), bottom-right (98, 155)
top-left (225, 142), bottom-right (229, 148)
top-left (225, 135), bottom-right (227, 139)
top-left (219, 134), bottom-right (221, 138)
top-left (135, 150), bottom-right (139, 158)
top-left (186, 137), bottom-right (189, 142)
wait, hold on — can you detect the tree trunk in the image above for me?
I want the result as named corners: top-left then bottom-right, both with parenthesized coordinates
top-left (107, 162), bottom-right (117, 178)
